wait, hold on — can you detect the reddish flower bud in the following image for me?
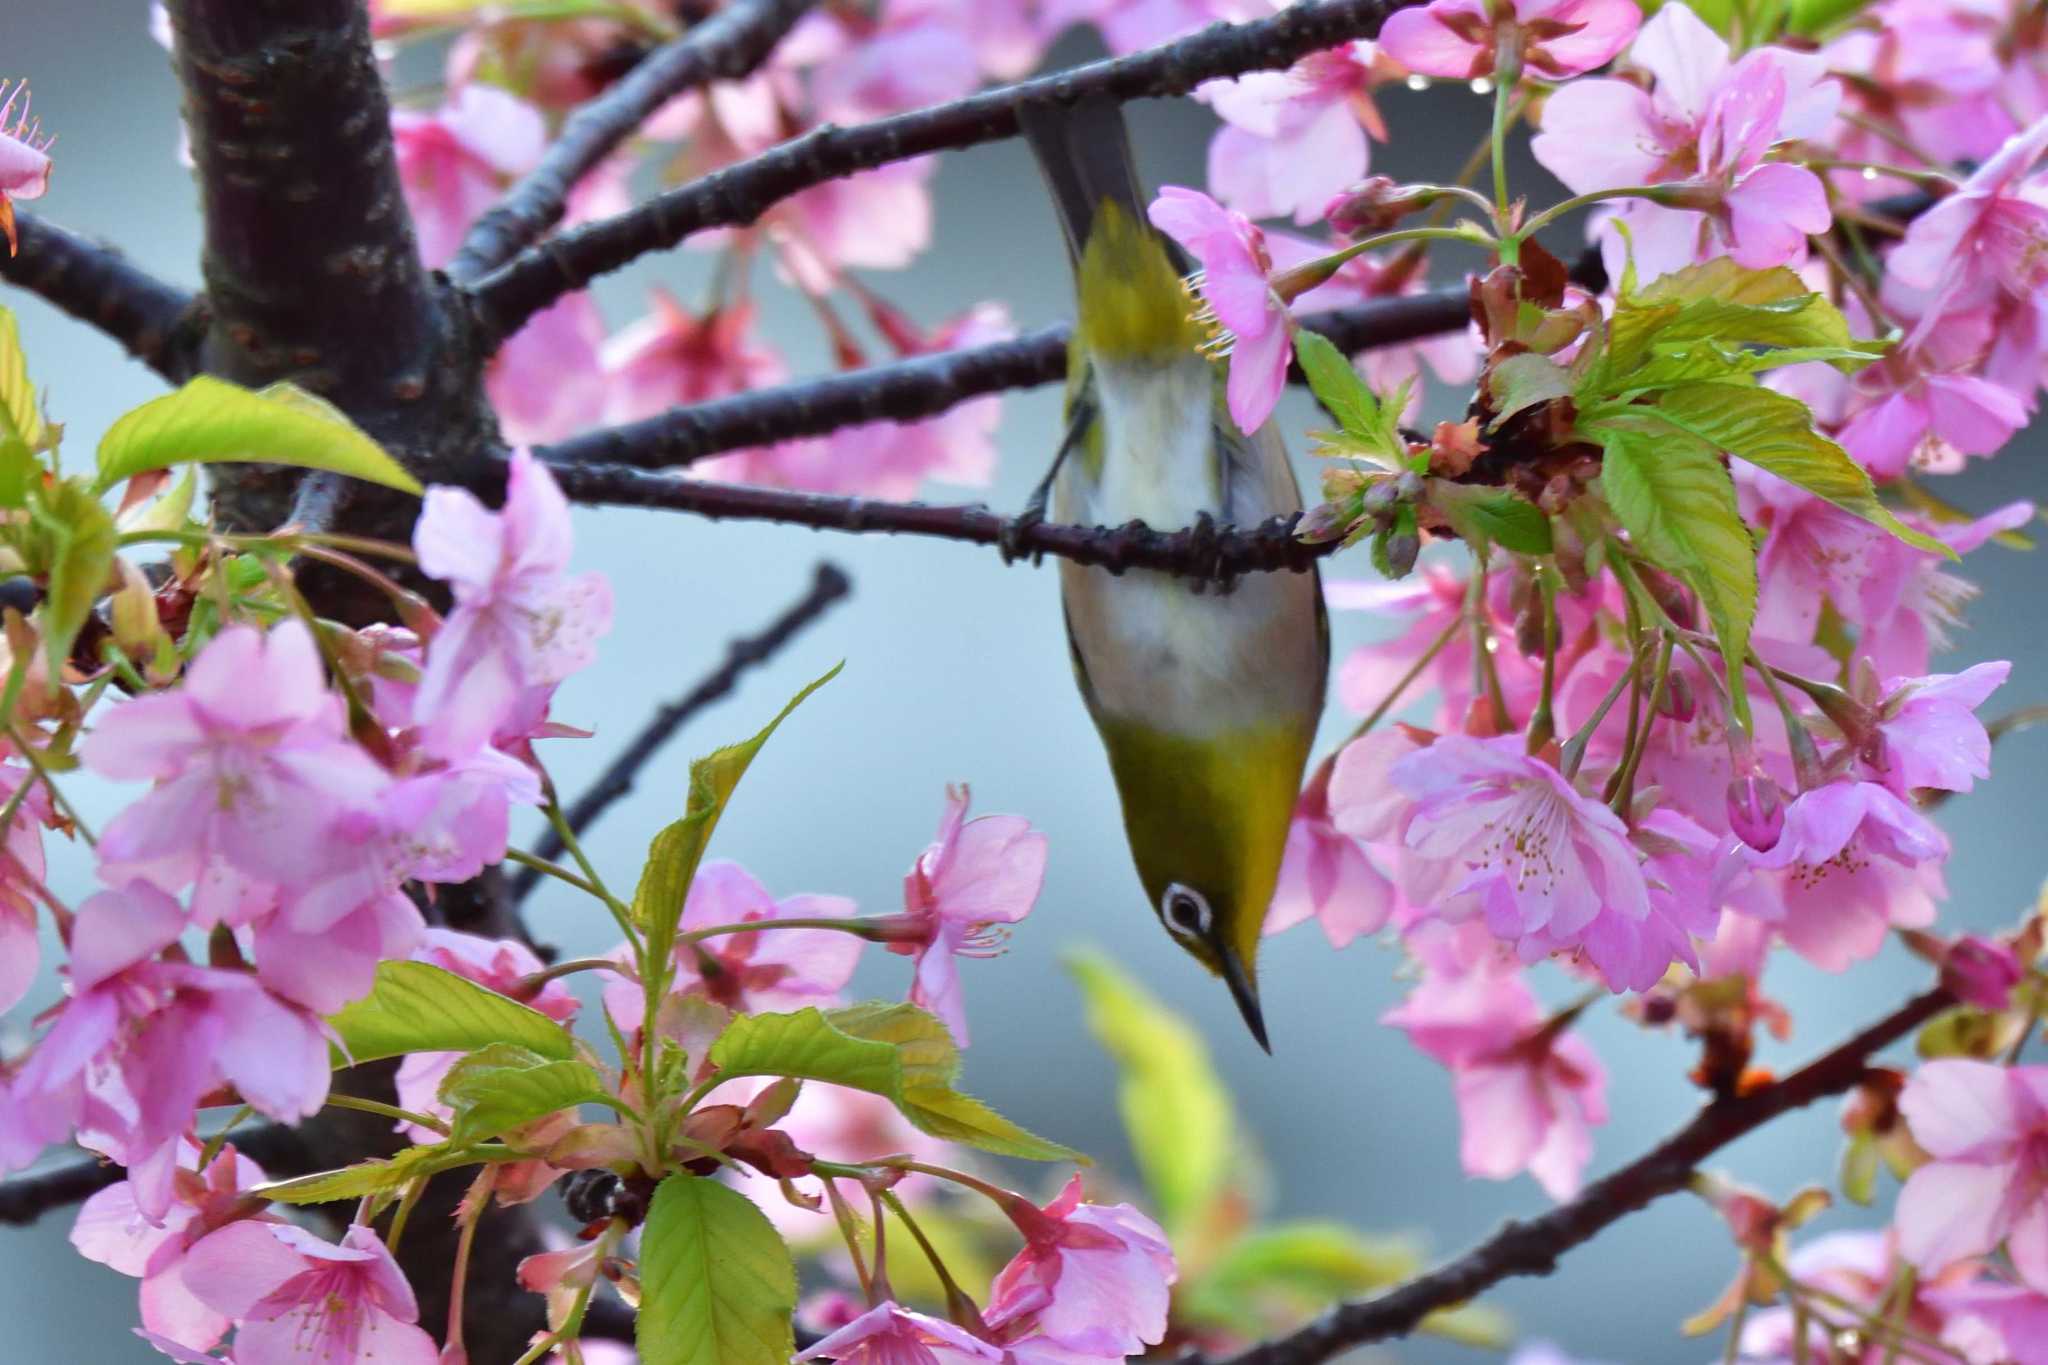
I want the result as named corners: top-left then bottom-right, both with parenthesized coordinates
top-left (1726, 774), bottom-right (1786, 852)
top-left (1945, 934), bottom-right (2024, 1010)
top-left (1657, 670), bottom-right (1697, 724)
top-left (1322, 176), bottom-right (1437, 236)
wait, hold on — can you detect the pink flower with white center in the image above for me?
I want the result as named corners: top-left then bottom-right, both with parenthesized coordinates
top-left (7, 884), bottom-right (328, 1212)
top-left (805, 1), bottom-right (985, 124)
top-left (487, 291), bottom-right (607, 447)
top-left (1888, 117), bottom-right (2048, 328)
top-left (1202, 43), bottom-right (1390, 225)
top-left (1147, 185), bottom-right (1290, 432)
top-left (71, 1139), bottom-right (274, 1352)
top-left (795, 1302), bottom-right (1005, 1365)
top-left (1379, 0), bottom-right (1640, 81)
top-left (181, 1222), bottom-right (438, 1365)
top-left (392, 83), bottom-right (546, 269)
top-left (395, 930), bottom-right (578, 1141)
top-left (1383, 953), bottom-right (1608, 1198)
top-left (1896, 1060), bottom-right (2048, 1289)
top-left (1866, 661), bottom-right (2011, 796)
top-left (412, 448), bottom-right (613, 759)
top-left (0, 761), bottom-right (51, 1014)
top-left (1265, 762), bottom-right (1398, 949)
top-left (889, 786), bottom-right (1046, 1045)
top-left (604, 860), bottom-right (860, 1029)
top-left (1737, 780), bottom-right (1947, 971)
top-left (0, 80), bottom-right (53, 256)
top-left (982, 1175), bottom-right (1177, 1357)
top-left (1390, 735), bottom-right (1661, 989)
top-left (84, 621), bottom-right (392, 890)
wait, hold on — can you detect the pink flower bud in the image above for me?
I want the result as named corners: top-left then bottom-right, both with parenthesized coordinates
top-left (1726, 775), bottom-right (1785, 852)
top-left (1944, 935), bottom-right (2024, 1011)
top-left (1322, 176), bottom-right (1433, 236)
top-left (1657, 671), bottom-right (1697, 724)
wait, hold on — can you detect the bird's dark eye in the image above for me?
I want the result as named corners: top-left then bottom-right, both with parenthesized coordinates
top-left (1161, 883), bottom-right (1211, 938)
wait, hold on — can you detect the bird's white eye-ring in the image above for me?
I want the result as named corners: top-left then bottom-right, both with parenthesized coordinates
top-left (1161, 883), bottom-right (1212, 939)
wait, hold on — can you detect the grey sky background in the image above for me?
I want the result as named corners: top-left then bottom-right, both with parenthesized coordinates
top-left (3, 7), bottom-right (2045, 1363)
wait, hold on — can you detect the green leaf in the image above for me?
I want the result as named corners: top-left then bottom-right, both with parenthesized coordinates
top-left (636, 665), bottom-right (841, 968)
top-left (95, 376), bottom-right (422, 496)
top-left (1786, 0), bottom-right (1872, 35)
top-left (1588, 259), bottom-right (1855, 400)
top-left (708, 1008), bottom-right (905, 1096)
top-left (438, 1042), bottom-right (615, 1143)
top-left (327, 961), bottom-right (577, 1067)
top-left (1068, 951), bottom-right (1233, 1238)
top-left (255, 1142), bottom-right (474, 1205)
top-left (382, 0), bottom-right (672, 31)
top-left (638, 1176), bottom-right (796, 1365)
top-left (32, 480), bottom-right (118, 676)
top-left (1484, 352), bottom-right (1573, 430)
top-left (1293, 331), bottom-right (1386, 444)
top-left (1428, 482), bottom-right (1554, 556)
top-left (1592, 421), bottom-right (1757, 718)
top-left (712, 1003), bottom-right (1081, 1162)
top-left (0, 307), bottom-right (48, 456)
top-left (1646, 383), bottom-right (1951, 557)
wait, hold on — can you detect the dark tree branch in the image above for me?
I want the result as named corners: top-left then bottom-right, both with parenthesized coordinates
top-left (1192, 986), bottom-right (1955, 1365)
top-left (522, 455), bottom-right (1333, 577)
top-left (514, 561), bottom-right (852, 902)
top-left (0, 1122), bottom-right (312, 1228)
top-left (449, 0), bottom-right (820, 283)
top-left (0, 213), bottom-right (205, 384)
top-left (465, 0), bottom-right (1423, 343)
top-left (537, 295), bottom-right (1469, 470)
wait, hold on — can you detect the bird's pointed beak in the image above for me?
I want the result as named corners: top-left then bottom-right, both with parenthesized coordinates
top-left (1218, 947), bottom-right (1270, 1053)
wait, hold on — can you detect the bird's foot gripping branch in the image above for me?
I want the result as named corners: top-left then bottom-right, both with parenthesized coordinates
top-left (5, 0), bottom-right (2048, 1361)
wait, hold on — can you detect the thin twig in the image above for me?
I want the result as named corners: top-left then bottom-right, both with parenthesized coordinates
top-left (536, 294), bottom-right (1470, 471)
top-left (518, 455), bottom-right (1334, 577)
top-left (1183, 987), bottom-right (1953, 1364)
top-left (0, 212), bottom-right (204, 383)
top-left (465, 0), bottom-right (1422, 343)
top-left (512, 561), bottom-right (852, 901)
top-left (0, 1122), bottom-right (312, 1227)
top-left (448, 0), bottom-right (820, 282)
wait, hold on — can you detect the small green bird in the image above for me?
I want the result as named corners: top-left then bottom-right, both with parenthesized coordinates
top-left (1020, 98), bottom-right (1329, 1050)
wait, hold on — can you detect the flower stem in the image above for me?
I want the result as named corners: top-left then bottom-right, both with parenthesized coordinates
top-left (1490, 43), bottom-right (1522, 251)
top-left (674, 916), bottom-right (889, 946)
top-left (514, 955), bottom-right (631, 995)
top-left (1346, 610), bottom-right (1466, 745)
top-left (443, 1166), bottom-right (498, 1357)
top-left (881, 1188), bottom-right (990, 1333)
top-left (8, 726), bottom-right (94, 847)
top-left (1515, 184), bottom-right (1672, 244)
top-left (1525, 566), bottom-right (1560, 754)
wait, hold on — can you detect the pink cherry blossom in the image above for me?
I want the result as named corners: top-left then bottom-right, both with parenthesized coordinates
top-left (392, 83), bottom-right (546, 269)
top-left (85, 621), bottom-right (392, 890)
top-left (1896, 1060), bottom-right (2048, 1289)
top-left (887, 785), bottom-right (1046, 1045)
top-left (601, 293), bottom-right (786, 426)
top-left (1925, 1277), bottom-right (2048, 1365)
top-left (71, 1139), bottom-right (275, 1352)
top-left (1866, 661), bottom-right (2010, 796)
top-left (1269, 232), bottom-right (1479, 412)
top-left (1202, 43), bottom-right (1388, 225)
top-left (0, 761), bottom-right (51, 1014)
top-left (412, 447), bottom-right (613, 758)
top-left (982, 1175), bottom-right (1177, 1357)
top-left (1383, 951), bottom-right (1608, 1198)
top-left (1534, 5), bottom-right (1838, 198)
top-left (1147, 185), bottom-right (1290, 432)
top-left (1379, 0), bottom-right (1640, 82)
top-left (7, 883), bottom-right (328, 1211)
top-left (1835, 354), bottom-right (2029, 479)
top-left (181, 1222), bottom-right (438, 1365)
top-left (1390, 734), bottom-right (1674, 990)
top-left (1265, 763), bottom-right (1398, 948)
top-left (1737, 780), bottom-right (1947, 970)
top-left (795, 1302), bottom-right (1005, 1365)
top-left (487, 292), bottom-right (607, 447)
top-left (1888, 116), bottom-right (2048, 327)
top-left (605, 860), bottom-right (860, 1028)
top-left (0, 80), bottom-right (53, 255)
top-left (805, 2), bottom-right (986, 125)
top-left (1855, 501), bottom-right (2036, 682)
